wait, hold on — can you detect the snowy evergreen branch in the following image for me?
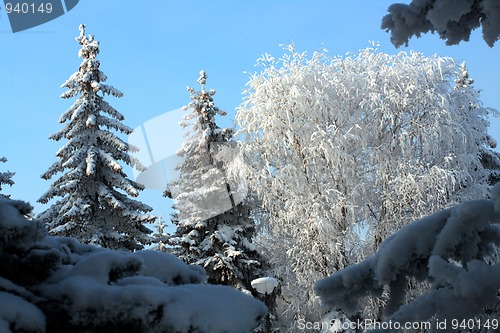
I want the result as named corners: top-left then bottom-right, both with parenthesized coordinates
top-left (382, 0), bottom-right (500, 47)
top-left (315, 184), bottom-right (500, 332)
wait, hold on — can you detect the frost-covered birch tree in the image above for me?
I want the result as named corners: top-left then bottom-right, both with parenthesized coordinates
top-left (231, 45), bottom-right (497, 329)
top-left (0, 157), bottom-right (15, 199)
top-left (38, 25), bottom-right (155, 251)
top-left (382, 0), bottom-right (500, 47)
top-left (166, 71), bottom-right (262, 293)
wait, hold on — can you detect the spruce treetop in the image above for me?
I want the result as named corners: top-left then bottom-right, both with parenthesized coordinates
top-left (183, 70), bottom-right (232, 143)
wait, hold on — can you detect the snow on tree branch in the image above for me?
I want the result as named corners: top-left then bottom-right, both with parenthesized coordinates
top-left (382, 0), bottom-right (500, 47)
top-left (314, 184), bottom-right (500, 331)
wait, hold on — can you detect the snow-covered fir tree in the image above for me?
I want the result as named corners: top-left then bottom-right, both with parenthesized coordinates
top-left (166, 71), bottom-right (263, 293)
top-left (0, 157), bottom-right (15, 199)
top-left (38, 25), bottom-right (155, 250)
top-left (230, 45), bottom-right (497, 330)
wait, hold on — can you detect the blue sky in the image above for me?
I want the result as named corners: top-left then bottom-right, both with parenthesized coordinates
top-left (1, 0), bottom-right (499, 224)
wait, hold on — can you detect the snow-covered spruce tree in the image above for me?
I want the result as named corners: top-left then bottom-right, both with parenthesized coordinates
top-left (454, 62), bottom-right (500, 186)
top-left (314, 184), bottom-right (500, 333)
top-left (166, 71), bottom-right (262, 293)
top-left (0, 157), bottom-right (15, 199)
top-left (230, 45), bottom-right (496, 330)
top-left (38, 25), bottom-right (155, 250)
top-left (150, 217), bottom-right (171, 252)
top-left (382, 0), bottom-right (500, 47)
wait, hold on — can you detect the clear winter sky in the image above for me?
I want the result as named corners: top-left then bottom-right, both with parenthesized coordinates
top-left (1, 1), bottom-right (499, 225)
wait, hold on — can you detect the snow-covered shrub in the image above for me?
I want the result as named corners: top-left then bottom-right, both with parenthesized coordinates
top-left (0, 198), bottom-right (267, 333)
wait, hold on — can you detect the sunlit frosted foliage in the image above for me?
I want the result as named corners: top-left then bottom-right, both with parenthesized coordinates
top-left (232, 45), bottom-right (495, 329)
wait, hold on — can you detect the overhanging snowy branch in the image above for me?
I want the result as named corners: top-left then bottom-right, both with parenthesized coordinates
top-left (315, 184), bottom-right (500, 330)
top-left (382, 0), bottom-right (500, 47)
